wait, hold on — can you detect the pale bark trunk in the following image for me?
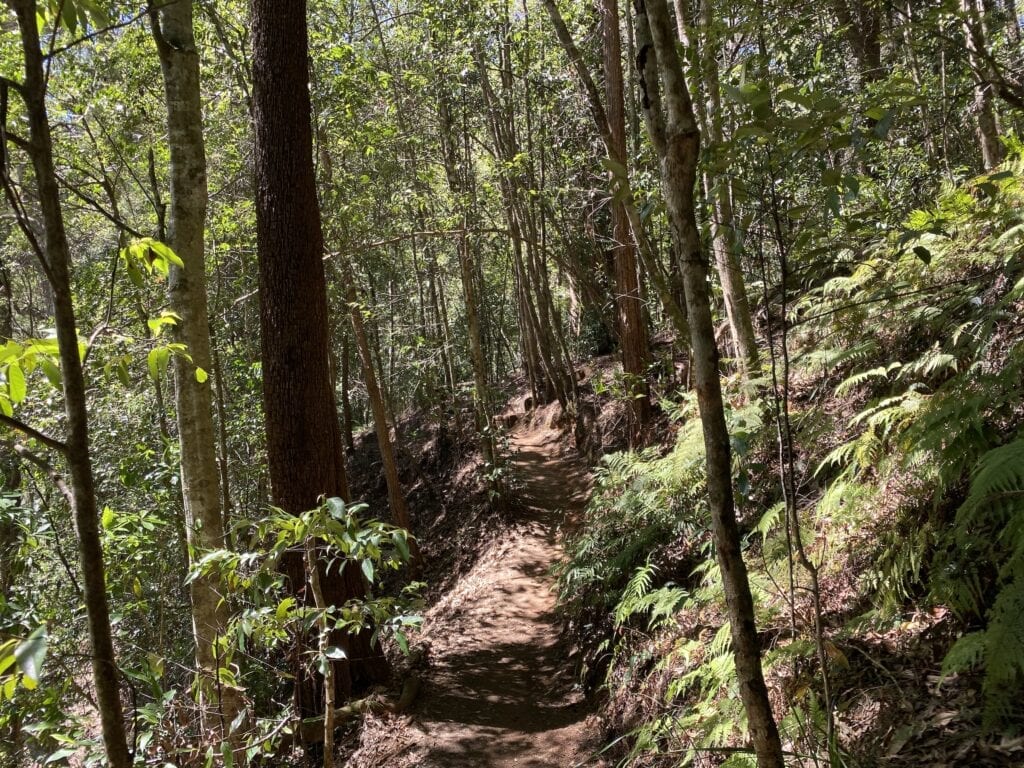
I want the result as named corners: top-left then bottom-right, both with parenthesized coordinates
top-left (306, 538), bottom-right (335, 768)
top-left (6, 3), bottom-right (131, 765)
top-left (697, 0), bottom-right (759, 373)
top-left (633, 2), bottom-right (783, 765)
top-left (340, 259), bottom-right (420, 565)
top-left (963, 0), bottom-right (1005, 168)
top-left (437, 83), bottom-right (494, 451)
top-left (151, 0), bottom-right (246, 744)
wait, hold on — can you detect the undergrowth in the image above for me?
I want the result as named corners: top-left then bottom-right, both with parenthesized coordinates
top-left (557, 151), bottom-right (1024, 765)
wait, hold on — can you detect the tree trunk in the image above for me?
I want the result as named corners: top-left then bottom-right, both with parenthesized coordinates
top-left (602, 0), bottom-right (652, 438)
top-left (340, 258), bottom-right (420, 564)
top-left (436, 82), bottom-right (497, 465)
top-left (250, 0), bottom-right (389, 719)
top-left (832, 0), bottom-right (884, 84)
top-left (696, 0), bottom-right (760, 373)
top-left (542, 0), bottom-right (690, 342)
top-left (632, 2), bottom-right (784, 765)
top-left (151, 0), bottom-right (246, 744)
top-left (6, 3), bottom-right (132, 765)
top-left (962, 0), bottom-right (1005, 168)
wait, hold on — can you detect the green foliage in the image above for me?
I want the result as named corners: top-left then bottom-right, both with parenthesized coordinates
top-left (557, 409), bottom-right (710, 635)
top-left (937, 438), bottom-right (1024, 729)
top-left (193, 497), bottom-right (422, 661)
top-left (802, 153), bottom-right (1024, 729)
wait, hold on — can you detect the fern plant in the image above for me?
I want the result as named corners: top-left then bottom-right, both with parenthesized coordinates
top-left (938, 437), bottom-right (1024, 730)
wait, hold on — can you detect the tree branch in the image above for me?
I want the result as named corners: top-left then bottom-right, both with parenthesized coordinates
top-left (0, 413), bottom-right (68, 454)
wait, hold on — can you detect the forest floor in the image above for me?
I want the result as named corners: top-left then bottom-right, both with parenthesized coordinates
top-left (349, 415), bottom-right (607, 766)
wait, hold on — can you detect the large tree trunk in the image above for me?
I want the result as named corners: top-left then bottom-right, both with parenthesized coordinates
top-left (632, 2), bottom-right (784, 765)
top-left (150, 0), bottom-right (246, 744)
top-left (602, 0), bottom-right (652, 437)
top-left (250, 0), bottom-right (389, 719)
top-left (6, 3), bottom-right (131, 765)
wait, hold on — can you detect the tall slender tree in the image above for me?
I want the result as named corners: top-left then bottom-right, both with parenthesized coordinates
top-left (2, 3), bottom-right (131, 765)
top-left (632, 1), bottom-right (784, 764)
top-left (150, 0), bottom-right (246, 743)
top-left (602, 0), bottom-right (652, 436)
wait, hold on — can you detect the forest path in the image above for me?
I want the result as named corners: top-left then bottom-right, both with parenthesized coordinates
top-left (405, 421), bottom-right (604, 767)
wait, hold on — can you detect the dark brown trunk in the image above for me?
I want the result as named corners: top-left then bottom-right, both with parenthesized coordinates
top-left (603, 0), bottom-right (652, 438)
top-left (250, 0), bottom-right (389, 717)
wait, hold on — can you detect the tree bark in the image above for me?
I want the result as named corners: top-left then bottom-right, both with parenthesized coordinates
top-left (151, 0), bottom-right (246, 744)
top-left (251, 0), bottom-right (389, 719)
top-left (602, 0), bottom-right (652, 437)
top-left (340, 258), bottom-right (420, 566)
top-left (6, 3), bottom-right (131, 765)
top-left (962, 0), bottom-right (1005, 168)
top-left (632, 2), bottom-right (784, 765)
top-left (542, 0), bottom-right (689, 343)
top-left (696, 0), bottom-right (759, 374)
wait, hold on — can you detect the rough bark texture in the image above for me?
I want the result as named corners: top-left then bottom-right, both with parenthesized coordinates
top-left (151, 0), bottom-right (245, 741)
top-left (832, 0), bottom-right (884, 83)
top-left (633, 1), bottom-right (784, 765)
top-left (962, 0), bottom-right (1005, 168)
top-left (7, 3), bottom-right (131, 765)
top-left (250, 0), bottom-right (389, 717)
top-left (602, 0), bottom-right (652, 436)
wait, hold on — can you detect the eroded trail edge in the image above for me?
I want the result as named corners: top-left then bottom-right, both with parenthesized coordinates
top-left (405, 424), bottom-right (602, 767)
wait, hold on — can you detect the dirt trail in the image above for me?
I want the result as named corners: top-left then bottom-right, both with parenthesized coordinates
top-left (405, 423), bottom-right (604, 767)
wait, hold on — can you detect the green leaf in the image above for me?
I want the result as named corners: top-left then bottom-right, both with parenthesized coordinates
top-left (40, 358), bottom-right (62, 388)
top-left (361, 558), bottom-right (375, 584)
top-left (60, 0), bottom-right (77, 33)
top-left (101, 507), bottom-right (115, 530)
top-left (147, 239), bottom-right (184, 269)
top-left (147, 312), bottom-right (180, 337)
top-left (912, 246), bottom-right (932, 265)
top-left (14, 626), bottom-right (48, 684)
top-left (275, 597), bottom-right (296, 621)
top-left (6, 363), bottom-right (26, 404)
top-left (44, 747), bottom-right (77, 764)
top-left (393, 531), bottom-right (410, 562)
top-left (324, 645), bottom-right (347, 660)
top-left (325, 497), bottom-right (348, 519)
top-left (0, 393), bottom-right (11, 418)
top-left (195, 367), bottom-right (208, 384)
top-left (0, 639), bottom-right (17, 676)
top-left (147, 347), bottom-right (170, 381)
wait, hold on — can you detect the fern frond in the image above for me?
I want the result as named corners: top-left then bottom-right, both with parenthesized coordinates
top-left (959, 437), bottom-right (1024, 526)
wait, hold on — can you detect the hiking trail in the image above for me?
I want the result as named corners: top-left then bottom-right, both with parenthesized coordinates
top-left (403, 421), bottom-right (605, 767)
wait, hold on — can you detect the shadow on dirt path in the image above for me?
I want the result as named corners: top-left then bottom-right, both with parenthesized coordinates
top-left (407, 424), bottom-right (605, 767)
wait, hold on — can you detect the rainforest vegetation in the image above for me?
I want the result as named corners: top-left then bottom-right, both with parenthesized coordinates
top-left (0, 0), bottom-right (1022, 766)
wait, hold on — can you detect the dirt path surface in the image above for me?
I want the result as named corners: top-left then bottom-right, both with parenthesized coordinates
top-left (402, 424), bottom-right (605, 767)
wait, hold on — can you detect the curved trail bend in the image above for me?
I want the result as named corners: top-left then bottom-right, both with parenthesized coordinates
top-left (407, 424), bottom-right (605, 767)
